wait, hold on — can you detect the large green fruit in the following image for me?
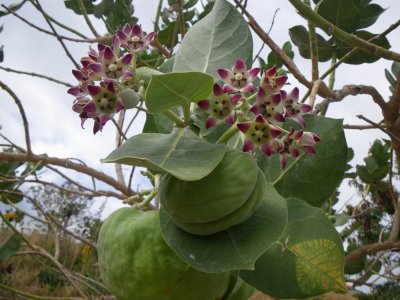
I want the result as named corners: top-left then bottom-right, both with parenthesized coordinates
top-left (159, 149), bottom-right (258, 224)
top-left (97, 207), bottom-right (230, 300)
top-left (172, 169), bottom-right (266, 235)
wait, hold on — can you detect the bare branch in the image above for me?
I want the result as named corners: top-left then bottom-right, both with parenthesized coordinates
top-left (345, 241), bottom-right (400, 266)
top-left (0, 81), bottom-right (32, 155)
top-left (0, 65), bottom-right (73, 87)
top-left (0, 151), bottom-right (134, 197)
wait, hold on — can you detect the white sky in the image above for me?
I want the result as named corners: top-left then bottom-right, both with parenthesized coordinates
top-left (1, 0), bottom-right (400, 217)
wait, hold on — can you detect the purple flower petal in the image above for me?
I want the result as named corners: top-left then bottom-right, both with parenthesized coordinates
top-left (233, 59), bottom-right (246, 72)
top-left (270, 127), bottom-right (282, 138)
top-left (213, 83), bottom-right (224, 96)
top-left (275, 75), bottom-right (288, 87)
top-left (265, 66), bottom-right (277, 78)
top-left (261, 143), bottom-right (273, 156)
top-left (217, 68), bottom-right (229, 80)
top-left (103, 46), bottom-right (115, 61)
top-left (93, 120), bottom-right (103, 134)
top-left (83, 101), bottom-right (97, 114)
top-left (88, 85), bottom-right (102, 97)
top-left (67, 86), bottom-right (81, 96)
top-left (291, 148), bottom-right (300, 158)
top-left (248, 67), bottom-right (260, 79)
top-left (304, 146), bottom-right (316, 155)
top-left (243, 140), bottom-right (254, 152)
top-left (224, 113), bottom-right (235, 125)
top-left (222, 84), bottom-right (235, 93)
top-left (197, 99), bottom-right (210, 111)
top-left (237, 122), bottom-right (250, 133)
top-left (249, 104), bottom-right (258, 115)
top-left (270, 93), bottom-right (281, 106)
top-left (290, 87), bottom-right (299, 100)
top-left (205, 117), bottom-right (217, 129)
top-left (145, 32), bottom-right (155, 42)
top-left (300, 103), bottom-right (312, 113)
top-left (116, 100), bottom-right (124, 112)
top-left (274, 112), bottom-right (285, 122)
top-left (132, 24), bottom-right (142, 36)
top-left (255, 114), bottom-right (267, 124)
top-left (230, 94), bottom-right (241, 105)
top-left (88, 63), bottom-right (102, 74)
top-left (279, 154), bottom-right (287, 169)
top-left (99, 114), bottom-right (111, 125)
top-left (242, 84), bottom-right (253, 93)
top-left (121, 53), bottom-right (133, 65)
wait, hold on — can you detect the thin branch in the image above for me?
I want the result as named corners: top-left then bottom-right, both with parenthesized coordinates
top-left (252, 8), bottom-right (280, 64)
top-left (232, 0), bottom-right (333, 98)
top-left (304, 0), bottom-right (319, 80)
top-left (345, 241), bottom-right (400, 266)
top-left (0, 81), bottom-right (32, 155)
top-left (289, 0), bottom-right (400, 62)
top-left (34, 0), bottom-right (79, 68)
top-left (177, 0), bottom-right (186, 39)
top-left (314, 84), bottom-right (387, 114)
top-left (154, 0), bottom-right (164, 32)
top-left (46, 165), bottom-right (97, 193)
top-left (0, 65), bottom-right (73, 87)
top-left (28, 0), bottom-right (88, 39)
top-left (0, 283), bottom-right (83, 300)
top-left (0, 151), bottom-right (134, 196)
top-left (0, 133), bottom-right (26, 152)
top-left (114, 112), bottom-right (126, 186)
top-left (1, 4), bottom-right (102, 44)
top-left (357, 115), bottom-right (400, 143)
top-left (343, 124), bottom-right (383, 130)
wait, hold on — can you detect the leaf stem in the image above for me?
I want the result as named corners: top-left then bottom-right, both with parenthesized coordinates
top-left (154, 0), bottom-right (163, 32)
top-left (163, 110), bottom-right (186, 127)
top-left (216, 124), bottom-right (239, 144)
top-left (77, 0), bottom-right (99, 37)
top-left (183, 103), bottom-right (192, 125)
top-left (321, 50), bottom-right (337, 116)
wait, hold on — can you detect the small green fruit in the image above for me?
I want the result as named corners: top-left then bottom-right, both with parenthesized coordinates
top-left (97, 207), bottom-right (230, 300)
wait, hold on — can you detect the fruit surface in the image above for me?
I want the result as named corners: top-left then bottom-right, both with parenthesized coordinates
top-left (172, 169), bottom-right (266, 235)
top-left (97, 207), bottom-right (230, 300)
top-left (159, 149), bottom-right (258, 223)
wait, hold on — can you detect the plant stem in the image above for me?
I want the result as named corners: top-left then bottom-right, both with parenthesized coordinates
top-left (177, 0), bottom-right (186, 39)
top-left (321, 50), bottom-right (337, 116)
top-left (272, 154), bottom-right (305, 186)
top-left (163, 110), bottom-right (186, 127)
top-left (216, 125), bottom-right (239, 144)
top-left (304, 0), bottom-right (319, 80)
top-left (77, 0), bottom-right (99, 37)
top-left (183, 103), bottom-right (192, 125)
top-left (154, 0), bottom-right (164, 32)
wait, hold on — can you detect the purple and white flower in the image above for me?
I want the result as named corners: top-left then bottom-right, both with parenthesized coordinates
top-left (217, 59), bottom-right (260, 93)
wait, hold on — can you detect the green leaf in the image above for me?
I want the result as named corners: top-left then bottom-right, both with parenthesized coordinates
top-left (391, 62), bottom-right (400, 77)
top-left (64, 0), bottom-right (95, 15)
top-left (145, 72), bottom-right (214, 113)
top-left (0, 234), bottom-right (21, 262)
top-left (335, 31), bottom-right (390, 65)
top-left (316, 0), bottom-right (360, 32)
top-left (102, 128), bottom-right (226, 181)
top-left (160, 181), bottom-right (287, 272)
top-left (263, 115), bottom-right (348, 207)
top-left (183, 0), bottom-right (198, 9)
top-left (158, 22), bottom-right (178, 48)
top-left (158, 57), bottom-right (175, 73)
top-left (355, 1), bottom-right (385, 29)
top-left (289, 25), bottom-right (332, 62)
top-left (333, 213), bottom-right (349, 226)
top-left (267, 42), bottom-right (294, 68)
top-left (0, 1), bottom-right (27, 17)
top-left (0, 189), bottom-right (23, 204)
top-left (142, 112), bottom-right (176, 134)
top-left (173, 0), bottom-right (253, 78)
top-left (240, 197), bottom-right (346, 299)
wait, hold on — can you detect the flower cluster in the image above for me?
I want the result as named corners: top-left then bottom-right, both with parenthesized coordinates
top-left (68, 24), bottom-right (154, 134)
top-left (197, 59), bottom-right (320, 168)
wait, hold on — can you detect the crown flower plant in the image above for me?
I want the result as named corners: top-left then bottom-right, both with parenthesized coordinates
top-left (62, 1), bottom-right (353, 298)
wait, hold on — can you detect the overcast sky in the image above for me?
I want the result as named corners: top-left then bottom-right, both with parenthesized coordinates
top-left (1, 0), bottom-right (400, 216)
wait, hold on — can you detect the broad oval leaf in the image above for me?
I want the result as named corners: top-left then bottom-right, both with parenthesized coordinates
top-left (145, 72), bottom-right (214, 113)
top-left (159, 181), bottom-right (288, 273)
top-left (240, 197), bottom-right (346, 299)
top-left (173, 0), bottom-right (253, 78)
top-left (261, 115), bottom-right (348, 207)
top-left (0, 234), bottom-right (21, 262)
top-left (316, 0), bottom-right (360, 32)
top-left (289, 25), bottom-right (332, 62)
top-left (136, 67), bottom-right (162, 87)
top-left (102, 128), bottom-right (225, 181)
top-left (335, 31), bottom-right (390, 65)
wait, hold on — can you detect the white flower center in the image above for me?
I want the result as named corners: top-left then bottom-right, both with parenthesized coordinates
top-left (100, 98), bottom-right (109, 106)
top-left (108, 64), bottom-right (118, 72)
top-left (131, 36), bottom-right (141, 42)
top-left (235, 73), bottom-right (243, 80)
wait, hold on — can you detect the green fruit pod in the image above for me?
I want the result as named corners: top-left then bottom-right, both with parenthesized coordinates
top-left (172, 169), bottom-right (266, 235)
top-left (97, 207), bottom-right (230, 300)
top-left (159, 149), bottom-right (258, 224)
